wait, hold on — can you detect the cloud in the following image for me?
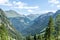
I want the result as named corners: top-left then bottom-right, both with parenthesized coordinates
top-left (0, 0), bottom-right (39, 10)
top-left (13, 1), bottom-right (39, 9)
top-left (2, 3), bottom-right (12, 6)
top-left (48, 0), bottom-right (60, 8)
top-left (48, 0), bottom-right (59, 4)
top-left (0, 0), bottom-right (13, 6)
top-left (13, 1), bottom-right (27, 7)
top-left (0, 0), bottom-right (8, 4)
top-left (39, 10), bottom-right (56, 14)
top-left (28, 9), bottom-right (34, 13)
top-left (23, 6), bottom-right (39, 9)
top-left (15, 6), bottom-right (39, 9)
top-left (45, 10), bottom-right (56, 13)
top-left (57, 4), bottom-right (60, 8)
top-left (0, 0), bottom-right (40, 15)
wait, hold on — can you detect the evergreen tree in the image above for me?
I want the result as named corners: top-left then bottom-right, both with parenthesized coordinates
top-left (44, 27), bottom-right (50, 40)
top-left (44, 16), bottom-right (55, 40)
top-left (55, 14), bottom-right (60, 40)
top-left (34, 34), bottom-right (36, 40)
top-left (0, 23), bottom-right (8, 40)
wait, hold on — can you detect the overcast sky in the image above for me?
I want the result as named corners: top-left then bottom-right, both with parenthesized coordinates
top-left (0, 0), bottom-right (60, 15)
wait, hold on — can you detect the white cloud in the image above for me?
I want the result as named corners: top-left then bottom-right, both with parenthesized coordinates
top-left (39, 10), bottom-right (56, 14)
top-left (13, 1), bottom-right (39, 9)
top-left (11, 1), bottom-right (39, 9)
top-left (0, 0), bottom-right (39, 10)
top-left (0, 0), bottom-right (12, 6)
top-left (0, 0), bottom-right (8, 4)
top-left (15, 6), bottom-right (39, 9)
top-left (23, 6), bottom-right (39, 9)
top-left (48, 0), bottom-right (59, 4)
top-left (0, 0), bottom-right (40, 15)
top-left (45, 10), bottom-right (56, 13)
top-left (2, 3), bottom-right (12, 6)
top-left (13, 1), bottom-right (27, 7)
top-left (48, 0), bottom-right (60, 8)
top-left (57, 4), bottom-right (60, 8)
top-left (28, 9), bottom-right (34, 13)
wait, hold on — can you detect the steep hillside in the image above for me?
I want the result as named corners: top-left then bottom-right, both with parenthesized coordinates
top-left (5, 10), bottom-right (31, 32)
top-left (8, 17), bottom-right (31, 32)
top-left (0, 9), bottom-right (23, 40)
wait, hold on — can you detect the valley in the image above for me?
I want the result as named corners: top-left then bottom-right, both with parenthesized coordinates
top-left (0, 9), bottom-right (60, 40)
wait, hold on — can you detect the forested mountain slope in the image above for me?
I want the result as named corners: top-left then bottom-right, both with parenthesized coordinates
top-left (0, 9), bottom-right (23, 40)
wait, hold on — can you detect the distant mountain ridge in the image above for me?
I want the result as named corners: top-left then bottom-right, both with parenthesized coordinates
top-left (5, 10), bottom-right (31, 32)
top-left (22, 12), bottom-right (54, 35)
top-left (5, 10), bottom-right (60, 36)
top-left (5, 10), bottom-right (21, 17)
top-left (22, 10), bottom-right (60, 36)
top-left (26, 14), bottom-right (40, 20)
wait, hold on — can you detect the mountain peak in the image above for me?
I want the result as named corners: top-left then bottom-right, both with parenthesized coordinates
top-left (6, 10), bottom-right (18, 14)
top-left (47, 12), bottom-right (53, 15)
top-left (5, 10), bottom-right (21, 18)
top-left (8, 10), bottom-right (17, 12)
top-left (47, 12), bottom-right (53, 13)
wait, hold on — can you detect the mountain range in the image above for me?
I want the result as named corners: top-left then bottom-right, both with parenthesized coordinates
top-left (4, 9), bottom-right (60, 36)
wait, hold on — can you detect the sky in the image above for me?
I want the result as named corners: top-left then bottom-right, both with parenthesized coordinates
top-left (0, 0), bottom-right (60, 15)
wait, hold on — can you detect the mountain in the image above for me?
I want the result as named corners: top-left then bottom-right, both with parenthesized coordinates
top-left (5, 10), bottom-right (31, 32)
top-left (21, 12), bottom-right (54, 35)
top-left (4, 9), bottom-right (60, 36)
top-left (5, 10), bottom-right (41, 35)
top-left (22, 10), bottom-right (60, 36)
top-left (53, 10), bottom-right (60, 18)
top-left (0, 9), bottom-right (23, 40)
top-left (26, 14), bottom-right (40, 20)
top-left (8, 16), bottom-right (31, 32)
top-left (5, 10), bottom-right (20, 17)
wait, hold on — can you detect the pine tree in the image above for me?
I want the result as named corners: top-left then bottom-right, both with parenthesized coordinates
top-left (55, 14), bottom-right (60, 40)
top-left (34, 34), bottom-right (36, 40)
top-left (0, 23), bottom-right (8, 40)
top-left (44, 16), bottom-right (55, 40)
